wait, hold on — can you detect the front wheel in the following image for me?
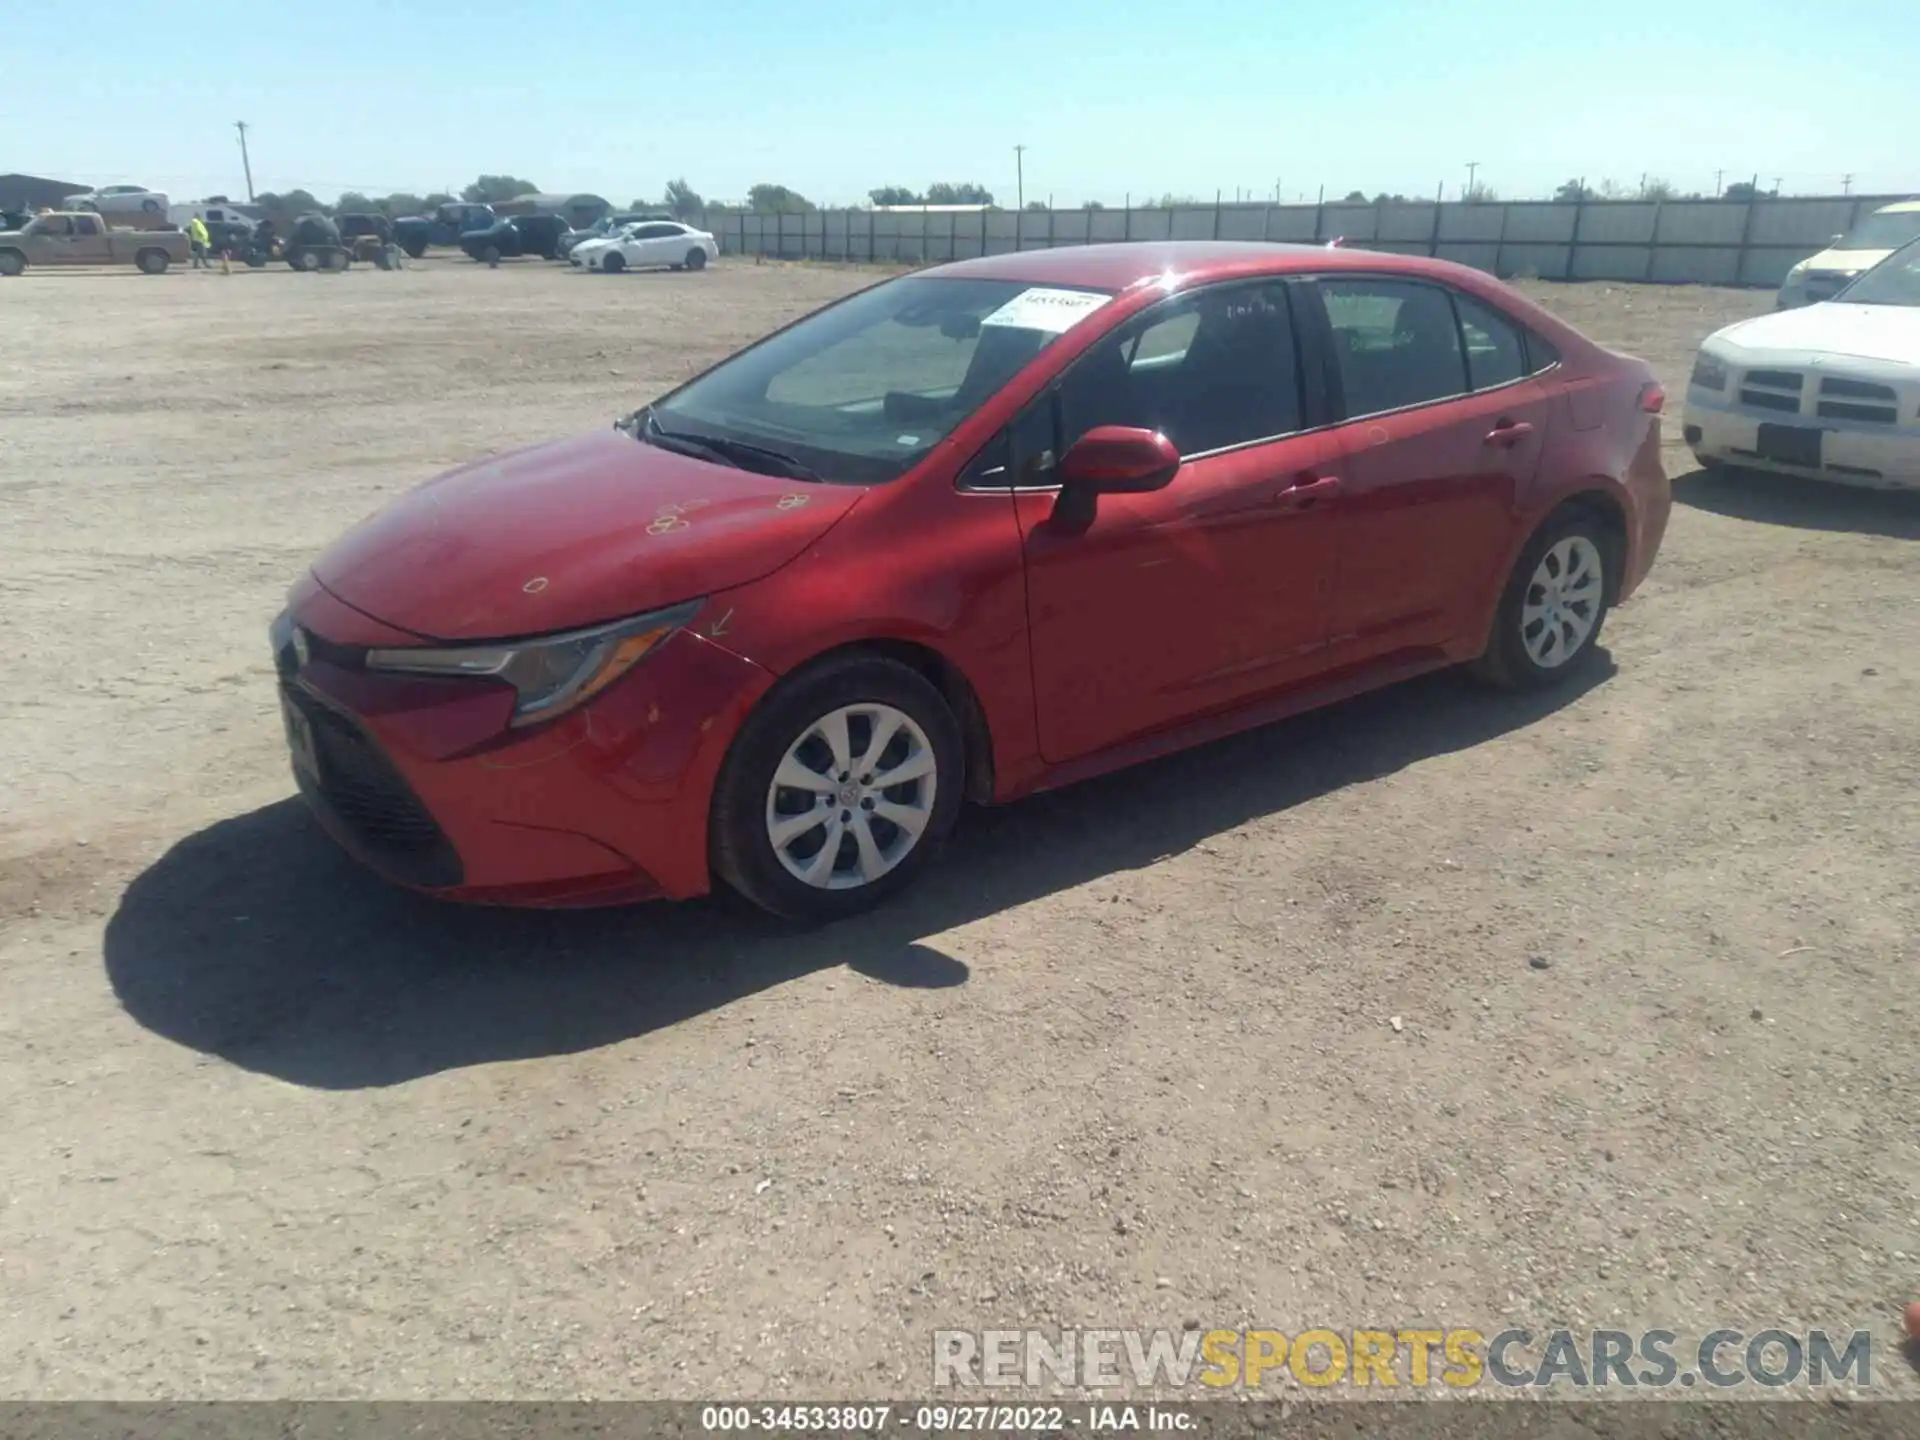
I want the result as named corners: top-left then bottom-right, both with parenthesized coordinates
top-left (710, 656), bottom-right (964, 921)
top-left (601, 251), bottom-right (625, 273)
top-left (685, 247), bottom-right (708, 271)
top-left (1471, 509), bottom-right (1615, 690)
top-left (0, 250), bottom-right (26, 277)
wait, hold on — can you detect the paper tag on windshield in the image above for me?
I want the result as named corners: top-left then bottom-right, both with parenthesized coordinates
top-left (979, 287), bottom-right (1111, 334)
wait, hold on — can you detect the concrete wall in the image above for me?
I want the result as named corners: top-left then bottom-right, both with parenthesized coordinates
top-left (710, 193), bottom-right (1913, 288)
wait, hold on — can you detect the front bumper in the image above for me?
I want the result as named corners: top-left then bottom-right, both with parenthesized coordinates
top-left (273, 592), bottom-right (776, 907)
top-left (1683, 393), bottom-right (1920, 490)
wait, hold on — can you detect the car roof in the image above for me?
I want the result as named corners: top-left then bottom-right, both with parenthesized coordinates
top-left (921, 241), bottom-right (1503, 292)
top-left (1871, 200), bottom-right (1920, 214)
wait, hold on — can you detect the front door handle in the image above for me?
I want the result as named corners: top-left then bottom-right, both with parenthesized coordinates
top-left (1485, 419), bottom-right (1535, 448)
top-left (1276, 473), bottom-right (1342, 508)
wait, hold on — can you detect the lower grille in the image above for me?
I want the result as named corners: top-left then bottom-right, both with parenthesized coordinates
top-left (284, 686), bottom-right (463, 887)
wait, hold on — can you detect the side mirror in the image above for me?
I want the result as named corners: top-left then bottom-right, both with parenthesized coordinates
top-left (1050, 426), bottom-right (1180, 528)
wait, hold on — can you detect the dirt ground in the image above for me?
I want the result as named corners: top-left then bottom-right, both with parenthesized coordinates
top-left (1, 255), bottom-right (1915, 1406)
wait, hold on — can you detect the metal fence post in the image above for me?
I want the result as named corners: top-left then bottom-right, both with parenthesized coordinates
top-left (1644, 200), bottom-right (1662, 282)
top-left (868, 207), bottom-right (875, 263)
top-left (1429, 181), bottom-right (1444, 257)
top-left (1567, 179), bottom-right (1585, 280)
top-left (1493, 199), bottom-right (1509, 277)
top-left (1733, 175), bottom-right (1760, 285)
top-left (980, 205), bottom-right (988, 258)
top-left (1311, 197), bottom-right (1324, 244)
top-left (1213, 189), bottom-right (1222, 240)
top-left (1124, 194), bottom-right (1131, 242)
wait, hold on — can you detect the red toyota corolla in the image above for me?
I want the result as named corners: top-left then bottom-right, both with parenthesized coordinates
top-left (272, 242), bottom-right (1670, 919)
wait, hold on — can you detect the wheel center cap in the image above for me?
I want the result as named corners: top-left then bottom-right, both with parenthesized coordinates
top-left (838, 782), bottom-right (862, 807)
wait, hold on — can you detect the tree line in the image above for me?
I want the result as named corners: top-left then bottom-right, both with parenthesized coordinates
top-left (253, 172), bottom-right (1798, 222)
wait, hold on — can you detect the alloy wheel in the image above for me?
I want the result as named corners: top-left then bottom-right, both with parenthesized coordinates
top-left (764, 703), bottom-right (937, 890)
top-left (1522, 535), bottom-right (1604, 668)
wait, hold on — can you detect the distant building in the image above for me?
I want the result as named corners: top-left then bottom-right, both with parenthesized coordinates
top-left (0, 172), bottom-right (87, 212)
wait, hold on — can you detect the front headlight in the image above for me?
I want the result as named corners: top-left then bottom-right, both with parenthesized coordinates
top-left (1690, 352), bottom-right (1729, 391)
top-left (366, 599), bottom-right (703, 726)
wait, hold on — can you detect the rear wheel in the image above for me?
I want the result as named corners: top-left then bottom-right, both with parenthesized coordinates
top-left (602, 251), bottom-right (625, 273)
top-left (481, 244), bottom-right (501, 266)
top-left (1471, 508), bottom-right (1615, 690)
top-left (710, 655), bottom-right (964, 921)
top-left (403, 240), bottom-right (427, 260)
top-left (135, 248), bottom-right (170, 275)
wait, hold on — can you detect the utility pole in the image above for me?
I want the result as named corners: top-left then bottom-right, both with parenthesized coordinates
top-left (1465, 160), bottom-right (1479, 199)
top-left (1014, 144), bottom-right (1026, 211)
top-left (235, 120), bottom-right (254, 201)
top-left (1772, 176), bottom-right (1783, 197)
top-left (1714, 168), bottom-right (1724, 196)
top-left (1841, 173), bottom-right (1853, 195)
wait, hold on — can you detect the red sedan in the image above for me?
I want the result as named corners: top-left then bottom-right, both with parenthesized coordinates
top-left (273, 242), bottom-right (1670, 919)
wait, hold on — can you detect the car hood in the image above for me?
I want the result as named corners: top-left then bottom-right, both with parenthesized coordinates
top-left (311, 428), bottom-right (863, 641)
top-left (1709, 303), bottom-right (1920, 367)
top-left (1793, 246), bottom-right (1892, 277)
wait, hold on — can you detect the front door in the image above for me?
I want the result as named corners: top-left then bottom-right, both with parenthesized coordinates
top-left (1304, 276), bottom-right (1552, 656)
top-left (1013, 279), bottom-right (1345, 764)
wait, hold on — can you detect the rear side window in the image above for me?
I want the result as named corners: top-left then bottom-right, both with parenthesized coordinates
top-left (1524, 332), bottom-right (1561, 374)
top-left (1056, 281), bottom-right (1304, 458)
top-left (75, 215), bottom-right (101, 236)
top-left (1452, 293), bottom-right (1527, 391)
top-left (1317, 277), bottom-right (1469, 417)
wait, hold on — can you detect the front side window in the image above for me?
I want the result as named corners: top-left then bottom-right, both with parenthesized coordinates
top-left (651, 275), bottom-right (1116, 485)
top-left (1318, 277), bottom-right (1468, 417)
top-left (1055, 282), bottom-right (1304, 458)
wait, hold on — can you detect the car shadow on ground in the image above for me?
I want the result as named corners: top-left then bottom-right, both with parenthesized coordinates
top-left (105, 658), bottom-right (1614, 1090)
top-left (1674, 466), bottom-right (1920, 538)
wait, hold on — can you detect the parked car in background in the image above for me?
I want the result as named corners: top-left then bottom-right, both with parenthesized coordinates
top-left (63, 184), bottom-right (171, 225)
top-left (571, 219), bottom-right (718, 273)
top-left (1776, 200), bottom-right (1920, 309)
top-left (459, 213), bottom-right (570, 263)
top-left (168, 199), bottom-right (257, 232)
top-left (1686, 236), bottom-right (1920, 490)
top-left (0, 211), bottom-right (189, 275)
top-left (271, 241), bottom-right (1670, 918)
top-left (557, 212), bottom-right (669, 258)
top-left (392, 202), bottom-right (496, 258)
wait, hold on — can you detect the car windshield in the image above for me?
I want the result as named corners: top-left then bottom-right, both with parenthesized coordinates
top-left (1835, 238), bottom-right (1920, 306)
top-left (1833, 209), bottom-right (1920, 251)
top-left (644, 275), bottom-right (1116, 485)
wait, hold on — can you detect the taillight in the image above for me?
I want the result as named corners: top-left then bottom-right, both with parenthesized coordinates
top-left (1638, 382), bottom-right (1666, 414)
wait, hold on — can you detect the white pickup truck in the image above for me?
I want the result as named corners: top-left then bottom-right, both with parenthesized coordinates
top-left (0, 211), bottom-right (191, 275)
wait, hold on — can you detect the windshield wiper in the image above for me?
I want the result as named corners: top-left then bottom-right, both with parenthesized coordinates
top-left (627, 408), bottom-right (820, 482)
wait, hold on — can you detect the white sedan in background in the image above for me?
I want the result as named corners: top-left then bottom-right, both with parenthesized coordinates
top-left (1684, 237), bottom-right (1920, 491)
top-left (571, 220), bottom-right (718, 273)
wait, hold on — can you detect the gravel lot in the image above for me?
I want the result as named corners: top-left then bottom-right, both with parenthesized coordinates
top-left (1, 256), bottom-right (1916, 1406)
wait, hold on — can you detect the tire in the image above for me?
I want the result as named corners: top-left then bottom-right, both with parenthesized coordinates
top-left (403, 240), bottom-right (427, 260)
top-left (481, 244), bottom-right (501, 266)
top-left (685, 247), bottom-right (707, 271)
top-left (1471, 506), bottom-right (1616, 691)
top-left (135, 249), bottom-right (170, 275)
top-left (602, 251), bottom-right (625, 273)
top-left (291, 248), bottom-right (320, 272)
top-left (0, 249), bottom-right (25, 277)
top-left (710, 655), bottom-right (965, 921)
top-left (141, 198), bottom-right (162, 214)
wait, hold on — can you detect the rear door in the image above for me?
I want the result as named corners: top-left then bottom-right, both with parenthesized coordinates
top-left (1301, 275), bottom-right (1554, 657)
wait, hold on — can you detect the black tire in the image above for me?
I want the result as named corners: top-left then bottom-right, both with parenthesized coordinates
top-left (141, 198), bottom-right (162, 214)
top-left (245, 253), bottom-right (267, 268)
top-left (135, 248), bottom-right (169, 275)
top-left (0, 249), bottom-right (25, 277)
top-left (481, 244), bottom-right (501, 266)
top-left (403, 240), bottom-right (427, 260)
top-left (290, 248), bottom-right (319, 272)
top-left (685, 247), bottom-right (707, 271)
top-left (602, 251), bottom-right (625, 273)
top-left (710, 654), bottom-right (965, 921)
top-left (1471, 505), bottom-right (1616, 691)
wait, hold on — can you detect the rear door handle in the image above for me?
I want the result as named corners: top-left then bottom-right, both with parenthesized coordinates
top-left (1485, 419), bottom-right (1535, 448)
top-left (1275, 473), bottom-right (1342, 508)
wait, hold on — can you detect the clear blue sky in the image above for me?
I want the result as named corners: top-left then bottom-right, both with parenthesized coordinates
top-left (8, 0), bottom-right (1918, 207)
